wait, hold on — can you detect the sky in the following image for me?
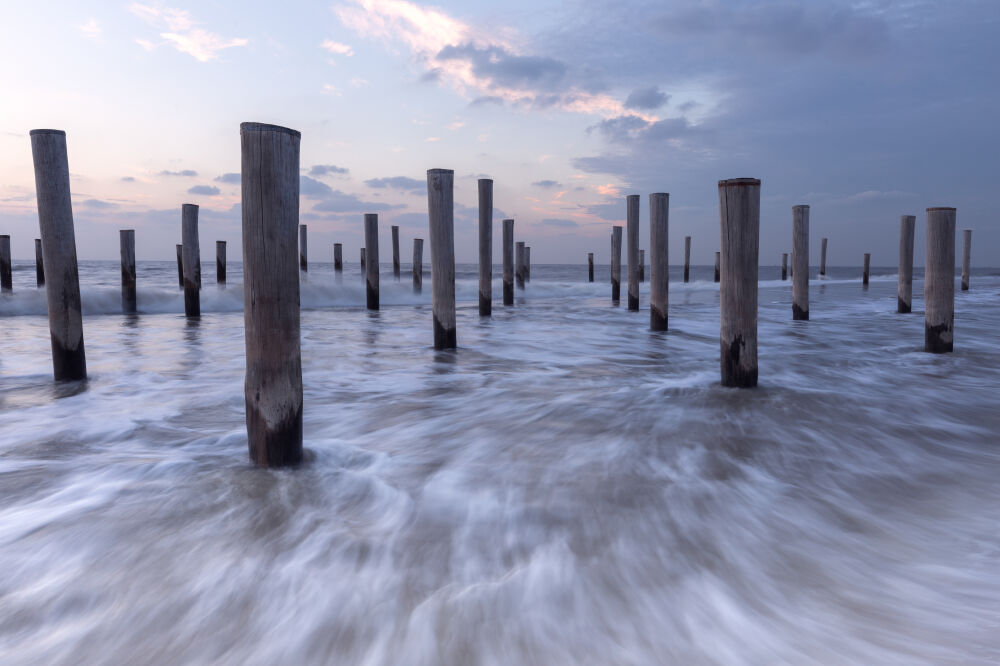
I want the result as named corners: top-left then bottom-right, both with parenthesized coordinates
top-left (1, 0), bottom-right (998, 266)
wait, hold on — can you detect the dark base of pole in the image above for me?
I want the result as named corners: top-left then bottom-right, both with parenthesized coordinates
top-left (628, 294), bottom-right (638, 310)
top-left (611, 281), bottom-right (620, 304)
top-left (650, 307), bottom-right (668, 331)
top-left (218, 269), bottom-right (226, 284)
top-left (639, 268), bottom-right (644, 282)
top-left (897, 297), bottom-right (911, 314)
top-left (37, 271), bottom-right (45, 287)
top-left (713, 269), bottom-right (720, 282)
top-left (961, 280), bottom-right (969, 291)
top-left (184, 281), bottom-right (200, 317)
top-left (50, 335), bottom-right (87, 381)
top-left (721, 337), bottom-right (757, 388)
top-left (366, 284), bottom-right (379, 310)
top-left (300, 259), bottom-right (307, 272)
top-left (479, 293), bottom-right (491, 316)
top-left (516, 277), bottom-right (524, 289)
top-left (433, 315), bottom-right (457, 349)
top-left (246, 401), bottom-right (303, 467)
top-left (863, 276), bottom-right (869, 286)
top-left (781, 269), bottom-right (787, 280)
top-left (820, 270), bottom-right (825, 276)
top-left (394, 266), bottom-right (400, 280)
top-left (588, 269), bottom-right (594, 282)
top-left (925, 323), bottom-right (953, 353)
top-left (503, 282), bottom-right (513, 305)
top-left (793, 304), bottom-right (809, 321)
top-left (683, 269), bottom-right (689, 283)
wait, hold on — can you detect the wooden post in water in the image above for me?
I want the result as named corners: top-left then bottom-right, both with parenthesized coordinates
top-left (639, 249), bottom-right (645, 282)
top-left (898, 215), bottom-right (915, 313)
top-left (525, 247), bottom-right (531, 282)
top-left (714, 251), bottom-right (721, 283)
top-left (427, 169), bottom-right (456, 349)
top-left (175, 244), bottom-right (183, 288)
top-left (502, 219), bottom-right (514, 305)
top-left (792, 205), bottom-right (809, 320)
top-left (299, 224), bottom-right (307, 272)
top-left (216, 241), bottom-right (226, 285)
top-left (781, 253), bottom-right (788, 280)
top-left (30, 129), bottom-right (87, 380)
top-left (391, 225), bottom-right (400, 281)
top-left (611, 225), bottom-right (622, 304)
top-left (479, 179), bottom-right (492, 315)
top-left (649, 193), bottom-right (669, 331)
top-left (588, 252), bottom-right (594, 282)
top-left (181, 204), bottom-right (200, 318)
top-left (683, 236), bottom-right (691, 282)
top-left (334, 243), bottom-right (343, 283)
top-left (820, 237), bottom-right (828, 276)
top-left (718, 178), bottom-right (760, 388)
top-left (412, 238), bottom-right (423, 293)
top-left (515, 241), bottom-right (525, 290)
top-left (961, 229), bottom-right (971, 291)
top-left (925, 207), bottom-right (956, 353)
top-left (0, 236), bottom-right (11, 293)
top-left (862, 253), bottom-right (871, 286)
top-left (360, 248), bottom-right (366, 274)
top-left (120, 229), bottom-right (136, 314)
top-left (34, 239), bottom-right (44, 287)
top-left (240, 121), bottom-right (302, 467)
top-left (626, 194), bottom-right (640, 310)
top-left (365, 214), bottom-right (379, 310)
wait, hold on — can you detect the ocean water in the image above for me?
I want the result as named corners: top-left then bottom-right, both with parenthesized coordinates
top-left (0, 259), bottom-right (998, 665)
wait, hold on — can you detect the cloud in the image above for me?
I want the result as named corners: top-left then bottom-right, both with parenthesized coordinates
top-left (80, 199), bottom-right (119, 210)
top-left (321, 39), bottom-right (354, 56)
top-left (532, 180), bottom-right (561, 189)
top-left (121, 176), bottom-right (136, 183)
top-left (188, 185), bottom-right (220, 196)
top-left (160, 169), bottom-right (198, 177)
top-left (308, 164), bottom-right (349, 177)
top-left (436, 42), bottom-right (567, 90)
top-left (301, 176), bottom-right (406, 213)
top-left (625, 86), bottom-right (670, 111)
top-left (78, 18), bottom-right (101, 40)
top-left (540, 218), bottom-right (579, 227)
top-left (214, 172), bottom-right (241, 184)
top-left (364, 176), bottom-right (424, 194)
top-left (129, 4), bottom-right (248, 62)
top-left (470, 95), bottom-right (504, 107)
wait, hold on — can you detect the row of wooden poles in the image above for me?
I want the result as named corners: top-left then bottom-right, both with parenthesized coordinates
top-left (18, 126), bottom-right (967, 466)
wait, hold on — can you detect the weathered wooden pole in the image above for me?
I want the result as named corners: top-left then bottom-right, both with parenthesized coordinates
top-left (29, 129), bottom-right (87, 380)
top-left (961, 229), bottom-right (971, 291)
top-left (525, 247), bottom-right (531, 282)
top-left (216, 241), bottom-right (227, 285)
top-left (925, 207), bottom-right (956, 353)
top-left (412, 238), bottom-right (423, 293)
top-left (683, 236), bottom-right (691, 282)
top-left (789, 251), bottom-right (793, 278)
top-left (175, 244), bottom-right (183, 288)
top-left (360, 248), bottom-right (366, 274)
top-left (120, 229), bottom-right (136, 314)
top-left (714, 251), bottom-right (721, 283)
top-left (649, 193), bottom-right (669, 331)
top-left (34, 239), bottom-right (44, 287)
top-left (718, 178), bottom-right (760, 388)
top-left (862, 253), bottom-right (871, 286)
top-left (478, 178), bottom-right (492, 315)
top-left (427, 168), bottom-right (456, 349)
top-left (820, 237), bottom-right (828, 276)
top-left (515, 241), bottom-right (526, 290)
top-left (391, 224), bottom-right (400, 281)
top-left (781, 253), bottom-right (788, 280)
top-left (626, 194), bottom-right (640, 310)
top-left (792, 205), bottom-right (809, 320)
top-left (588, 252), bottom-right (594, 282)
top-left (240, 121), bottom-right (302, 467)
top-left (502, 219), bottom-right (514, 305)
top-left (299, 224), bottom-right (308, 272)
top-left (611, 225), bottom-right (622, 304)
top-left (365, 213), bottom-right (379, 310)
top-left (0, 236), bottom-right (11, 292)
top-left (334, 243), bottom-right (343, 283)
top-left (897, 215), bottom-right (915, 313)
top-left (639, 249), bottom-right (645, 282)
top-left (181, 204), bottom-right (200, 318)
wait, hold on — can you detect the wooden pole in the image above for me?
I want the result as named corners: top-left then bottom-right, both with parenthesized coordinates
top-left (299, 224), bottom-right (307, 272)
top-left (34, 238), bottom-right (44, 287)
top-left (502, 219), bottom-right (514, 305)
top-left (862, 253), bottom-right (870, 286)
top-left (961, 229), bottom-right (971, 291)
top-left (216, 241), bottom-right (226, 285)
top-left (639, 249), bottom-right (645, 282)
top-left (714, 251), bottom-right (721, 283)
top-left (897, 215), bottom-right (915, 313)
top-left (479, 178), bottom-right (492, 315)
top-left (240, 121), bottom-right (302, 467)
top-left (360, 248), bottom-right (366, 274)
top-left (333, 243), bottom-right (343, 273)
top-left (175, 244), bottom-right (183, 289)
top-left (683, 236), bottom-right (691, 282)
top-left (792, 205), bottom-right (809, 320)
top-left (588, 252), bottom-right (594, 282)
top-left (925, 207), bottom-right (956, 353)
top-left (649, 193), bottom-right (668, 331)
top-left (0, 235), bottom-right (11, 292)
top-left (611, 225), bottom-right (622, 304)
top-left (516, 241), bottom-right (525, 290)
top-left (781, 253), bottom-right (788, 281)
top-left (391, 224), bottom-right (400, 281)
top-left (427, 169), bottom-right (456, 349)
top-left (412, 238), bottom-right (423, 293)
top-left (820, 237), bottom-right (828, 276)
top-left (181, 203), bottom-right (200, 318)
top-left (525, 246), bottom-right (531, 282)
top-left (120, 229), bottom-right (136, 314)
top-left (718, 178), bottom-right (760, 388)
top-left (29, 129), bottom-right (87, 380)
top-left (626, 194), bottom-right (640, 310)
top-left (365, 213), bottom-right (379, 310)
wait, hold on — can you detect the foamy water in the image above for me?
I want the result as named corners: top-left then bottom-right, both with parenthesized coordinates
top-left (1, 260), bottom-right (998, 665)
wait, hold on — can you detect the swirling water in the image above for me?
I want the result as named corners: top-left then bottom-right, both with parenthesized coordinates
top-left (0, 260), bottom-right (998, 665)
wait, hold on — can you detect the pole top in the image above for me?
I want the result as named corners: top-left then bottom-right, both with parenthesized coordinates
top-left (792, 204), bottom-right (810, 211)
top-left (29, 129), bottom-right (66, 137)
top-left (182, 203), bottom-right (199, 212)
top-left (718, 178), bottom-right (760, 187)
top-left (364, 213), bottom-right (378, 222)
top-left (927, 207), bottom-right (956, 212)
top-left (240, 122), bottom-right (300, 138)
top-left (650, 192), bottom-right (669, 197)
top-left (427, 168), bottom-right (454, 175)
top-left (626, 193), bottom-right (640, 200)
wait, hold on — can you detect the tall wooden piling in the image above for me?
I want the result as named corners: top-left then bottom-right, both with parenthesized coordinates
top-left (334, 243), bottom-right (343, 272)
top-left (34, 239), bottom-right (44, 287)
top-left (525, 247), bottom-right (531, 282)
top-left (649, 193), bottom-right (669, 331)
top-left (683, 236), bottom-right (691, 282)
top-left (626, 194), bottom-right (640, 310)
top-left (611, 225), bottom-right (622, 304)
top-left (175, 244), bottom-right (183, 288)
top-left (29, 129), bottom-right (87, 380)
top-left (718, 178), bottom-right (760, 388)
top-left (240, 121), bottom-right (303, 467)
top-left (714, 251), bottom-right (721, 283)
top-left (588, 252), bottom-right (594, 282)
top-left (781, 253), bottom-right (788, 280)
top-left (413, 238), bottom-right (423, 293)
top-left (639, 249), bottom-right (645, 282)
top-left (820, 237), bottom-right (828, 276)
top-left (961, 229), bottom-right (971, 291)
top-left (299, 224), bottom-right (308, 272)
top-left (516, 242), bottom-right (526, 290)
top-left (427, 169), bottom-right (456, 349)
top-left (181, 204), bottom-right (200, 318)
top-left (898, 215), bottom-right (915, 313)
top-left (478, 179), bottom-right (492, 315)
top-left (391, 224), bottom-right (400, 281)
top-left (502, 219), bottom-right (514, 305)
top-left (0, 236), bottom-right (11, 293)
top-left (365, 213), bottom-right (379, 310)
top-left (120, 229), bottom-right (136, 314)
top-left (792, 205), bottom-right (809, 320)
top-left (862, 253), bottom-right (871, 286)
top-left (216, 241), bottom-right (226, 285)
top-left (925, 207), bottom-right (956, 353)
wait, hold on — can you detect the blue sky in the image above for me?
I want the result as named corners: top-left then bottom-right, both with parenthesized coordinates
top-left (1, 0), bottom-right (997, 265)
